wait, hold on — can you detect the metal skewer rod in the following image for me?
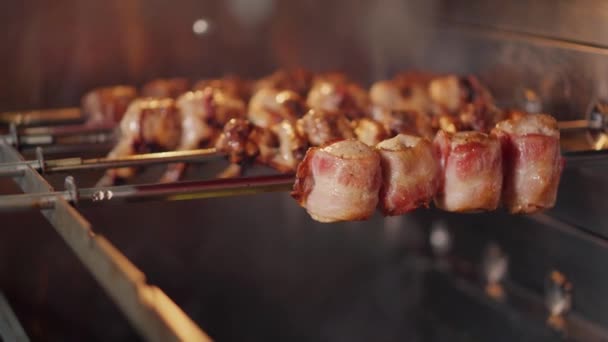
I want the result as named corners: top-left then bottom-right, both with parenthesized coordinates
top-left (0, 107), bottom-right (602, 148)
top-left (7, 117), bottom-right (589, 147)
top-left (17, 121), bottom-right (116, 137)
top-left (0, 120), bottom-right (604, 178)
top-left (0, 174), bottom-right (294, 212)
top-left (0, 148), bottom-right (223, 177)
top-left (557, 119), bottom-right (591, 131)
top-left (0, 107), bottom-right (83, 126)
top-left (1, 122), bottom-right (116, 148)
top-left (2, 117), bottom-right (597, 148)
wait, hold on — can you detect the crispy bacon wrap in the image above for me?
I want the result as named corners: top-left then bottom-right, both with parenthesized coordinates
top-left (493, 114), bottom-right (563, 213)
top-left (292, 139), bottom-right (382, 223)
top-left (434, 130), bottom-right (503, 212)
top-left (376, 134), bottom-right (439, 215)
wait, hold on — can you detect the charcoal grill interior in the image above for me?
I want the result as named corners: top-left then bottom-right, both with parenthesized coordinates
top-left (2, 0), bottom-right (608, 341)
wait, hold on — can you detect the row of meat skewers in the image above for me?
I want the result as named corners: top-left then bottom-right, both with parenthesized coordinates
top-left (76, 69), bottom-right (505, 186)
top-left (3, 69), bottom-right (563, 222)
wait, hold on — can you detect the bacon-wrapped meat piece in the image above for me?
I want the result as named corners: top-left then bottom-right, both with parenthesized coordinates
top-left (215, 118), bottom-right (259, 164)
top-left (429, 76), bottom-right (464, 115)
top-left (253, 68), bottom-right (313, 97)
top-left (292, 139), bottom-right (382, 223)
top-left (248, 88), bottom-right (307, 128)
top-left (369, 76), bottom-right (434, 138)
top-left (81, 85), bottom-right (138, 125)
top-left (371, 107), bottom-right (433, 139)
top-left (493, 114), bottom-right (563, 213)
top-left (296, 109), bottom-right (355, 146)
top-left (102, 98), bottom-right (182, 184)
top-left (376, 134), bottom-right (439, 215)
top-left (213, 118), bottom-right (265, 178)
top-left (175, 87), bottom-right (247, 151)
top-left (193, 76), bottom-right (252, 102)
top-left (215, 118), bottom-right (306, 174)
top-left (353, 118), bottom-right (388, 146)
top-left (141, 78), bottom-right (190, 98)
top-left (268, 121), bottom-right (308, 172)
top-left (369, 79), bottom-right (432, 115)
top-left (160, 87), bottom-right (247, 182)
top-left (434, 130), bottom-right (503, 212)
top-left (306, 73), bottom-right (370, 120)
top-left (429, 75), bottom-right (501, 132)
top-left (242, 87), bottom-right (308, 172)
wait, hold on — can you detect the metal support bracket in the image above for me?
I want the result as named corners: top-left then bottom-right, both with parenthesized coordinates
top-left (0, 292), bottom-right (29, 342)
top-left (0, 139), bottom-right (212, 342)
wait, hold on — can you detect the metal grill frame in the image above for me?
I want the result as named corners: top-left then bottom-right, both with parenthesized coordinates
top-left (0, 139), bottom-right (212, 342)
